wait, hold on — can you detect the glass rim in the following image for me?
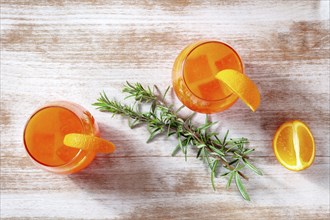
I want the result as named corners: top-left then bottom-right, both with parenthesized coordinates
top-left (23, 101), bottom-right (86, 168)
top-left (181, 40), bottom-right (245, 102)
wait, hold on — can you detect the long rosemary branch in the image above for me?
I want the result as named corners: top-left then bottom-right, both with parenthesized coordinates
top-left (93, 82), bottom-right (262, 200)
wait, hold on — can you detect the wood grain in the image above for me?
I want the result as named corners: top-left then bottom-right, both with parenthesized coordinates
top-left (1, 0), bottom-right (329, 219)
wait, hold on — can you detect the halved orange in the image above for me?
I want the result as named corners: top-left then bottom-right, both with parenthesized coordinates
top-left (273, 120), bottom-right (315, 171)
top-left (64, 133), bottom-right (115, 154)
top-left (215, 69), bottom-right (260, 111)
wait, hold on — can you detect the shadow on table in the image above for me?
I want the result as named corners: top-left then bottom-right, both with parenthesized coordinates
top-left (68, 122), bottom-right (161, 197)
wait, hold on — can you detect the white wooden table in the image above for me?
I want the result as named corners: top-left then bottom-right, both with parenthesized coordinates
top-left (1, 1), bottom-right (329, 219)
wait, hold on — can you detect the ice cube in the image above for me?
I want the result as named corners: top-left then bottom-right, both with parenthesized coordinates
top-left (215, 53), bottom-right (237, 71)
top-left (56, 144), bottom-right (79, 163)
top-left (184, 55), bottom-right (213, 84)
top-left (198, 79), bottom-right (232, 101)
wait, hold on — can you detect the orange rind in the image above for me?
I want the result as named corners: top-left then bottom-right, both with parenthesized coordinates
top-left (64, 133), bottom-right (115, 154)
top-left (215, 69), bottom-right (260, 111)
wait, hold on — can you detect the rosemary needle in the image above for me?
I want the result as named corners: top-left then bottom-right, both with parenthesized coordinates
top-left (93, 82), bottom-right (262, 200)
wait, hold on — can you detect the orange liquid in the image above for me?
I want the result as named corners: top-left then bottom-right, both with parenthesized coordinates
top-left (24, 107), bottom-right (82, 166)
top-left (172, 41), bottom-right (244, 113)
top-left (24, 102), bottom-right (98, 174)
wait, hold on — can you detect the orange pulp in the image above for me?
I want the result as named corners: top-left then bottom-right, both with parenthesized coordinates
top-left (273, 120), bottom-right (315, 171)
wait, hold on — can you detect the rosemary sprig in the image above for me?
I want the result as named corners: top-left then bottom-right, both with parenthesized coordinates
top-left (93, 82), bottom-right (262, 200)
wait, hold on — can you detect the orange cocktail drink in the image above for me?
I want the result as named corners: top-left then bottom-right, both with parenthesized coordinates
top-left (172, 40), bottom-right (244, 113)
top-left (23, 101), bottom-right (99, 174)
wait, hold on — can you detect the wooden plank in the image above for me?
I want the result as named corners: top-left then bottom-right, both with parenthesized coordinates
top-left (1, 157), bottom-right (329, 219)
top-left (1, 0), bottom-right (329, 219)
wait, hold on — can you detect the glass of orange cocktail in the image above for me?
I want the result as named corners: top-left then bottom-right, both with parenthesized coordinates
top-left (172, 40), bottom-right (244, 113)
top-left (23, 101), bottom-right (113, 174)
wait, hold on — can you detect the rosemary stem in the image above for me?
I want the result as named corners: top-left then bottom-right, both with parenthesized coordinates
top-left (94, 82), bottom-right (262, 200)
top-left (182, 123), bottom-right (249, 181)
